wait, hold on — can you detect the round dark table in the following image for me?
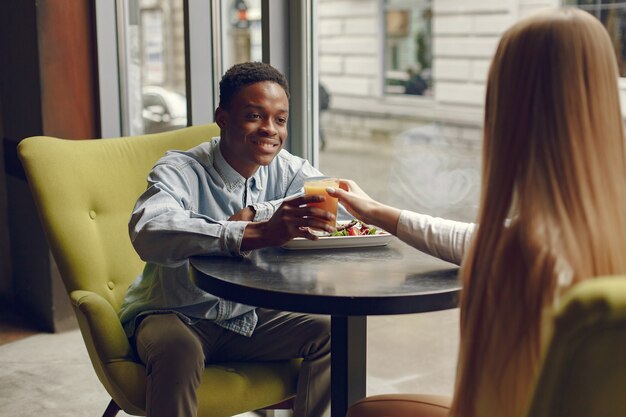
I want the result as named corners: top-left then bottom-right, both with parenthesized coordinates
top-left (190, 237), bottom-right (460, 417)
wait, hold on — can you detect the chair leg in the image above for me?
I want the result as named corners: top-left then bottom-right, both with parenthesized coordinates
top-left (263, 411), bottom-right (292, 417)
top-left (259, 398), bottom-right (294, 417)
top-left (102, 399), bottom-right (121, 417)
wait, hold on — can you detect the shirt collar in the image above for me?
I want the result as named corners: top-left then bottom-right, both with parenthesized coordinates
top-left (213, 138), bottom-right (264, 192)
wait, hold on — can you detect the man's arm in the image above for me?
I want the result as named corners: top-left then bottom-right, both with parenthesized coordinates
top-left (132, 163), bottom-right (339, 262)
top-left (129, 163), bottom-right (248, 264)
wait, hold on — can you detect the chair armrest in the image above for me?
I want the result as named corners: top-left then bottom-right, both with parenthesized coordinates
top-left (70, 290), bottom-right (135, 363)
top-left (556, 276), bottom-right (626, 323)
top-left (526, 276), bottom-right (626, 417)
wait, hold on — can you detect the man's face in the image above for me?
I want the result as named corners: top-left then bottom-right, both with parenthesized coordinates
top-left (216, 81), bottom-right (289, 178)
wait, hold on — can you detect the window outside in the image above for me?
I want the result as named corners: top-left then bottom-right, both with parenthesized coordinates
top-left (316, 0), bottom-right (626, 226)
top-left (316, 0), bottom-right (491, 224)
top-left (117, 0), bottom-right (264, 135)
top-left (384, 0), bottom-right (433, 96)
top-left (220, 0), bottom-right (263, 71)
top-left (117, 0), bottom-right (187, 135)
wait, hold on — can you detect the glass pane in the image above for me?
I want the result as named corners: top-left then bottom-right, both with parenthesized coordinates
top-left (220, 0), bottom-right (263, 71)
top-left (118, 0), bottom-right (187, 135)
top-left (384, 1), bottom-right (433, 96)
top-left (564, 1), bottom-right (626, 76)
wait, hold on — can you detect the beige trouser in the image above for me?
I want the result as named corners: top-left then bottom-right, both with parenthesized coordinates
top-left (346, 394), bottom-right (451, 417)
top-left (134, 309), bottom-right (331, 417)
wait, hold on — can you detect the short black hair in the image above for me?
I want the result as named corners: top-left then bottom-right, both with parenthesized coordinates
top-left (219, 62), bottom-right (290, 109)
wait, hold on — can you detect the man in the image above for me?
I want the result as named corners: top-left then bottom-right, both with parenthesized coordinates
top-left (119, 62), bottom-right (335, 417)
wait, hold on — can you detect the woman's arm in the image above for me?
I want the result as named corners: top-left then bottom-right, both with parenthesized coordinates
top-left (328, 179), bottom-right (476, 265)
top-left (327, 179), bottom-right (402, 233)
top-left (396, 211), bottom-right (476, 265)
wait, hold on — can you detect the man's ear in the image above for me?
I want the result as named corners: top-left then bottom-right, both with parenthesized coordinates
top-left (215, 107), bottom-right (227, 129)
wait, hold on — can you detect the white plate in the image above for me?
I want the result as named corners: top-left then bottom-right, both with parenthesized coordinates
top-left (281, 232), bottom-right (393, 250)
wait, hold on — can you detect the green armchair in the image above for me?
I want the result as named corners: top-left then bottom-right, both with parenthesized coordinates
top-left (17, 124), bottom-right (299, 417)
top-left (526, 276), bottom-right (626, 417)
top-left (346, 275), bottom-right (626, 417)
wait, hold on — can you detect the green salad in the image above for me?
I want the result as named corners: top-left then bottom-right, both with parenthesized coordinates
top-left (331, 220), bottom-right (378, 237)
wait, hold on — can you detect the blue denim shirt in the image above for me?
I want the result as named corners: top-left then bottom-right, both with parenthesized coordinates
top-left (118, 137), bottom-right (325, 337)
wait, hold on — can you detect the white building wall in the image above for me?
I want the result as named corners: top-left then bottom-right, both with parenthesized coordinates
top-left (433, 2), bottom-right (511, 108)
top-left (318, 0), bottom-right (380, 100)
top-left (318, 0), bottom-right (560, 143)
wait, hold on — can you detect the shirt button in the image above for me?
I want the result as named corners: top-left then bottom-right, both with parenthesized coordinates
top-left (89, 210), bottom-right (97, 219)
top-left (107, 281), bottom-right (115, 290)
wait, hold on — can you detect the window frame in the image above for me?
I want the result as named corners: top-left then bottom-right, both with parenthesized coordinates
top-left (95, 0), bottom-right (122, 138)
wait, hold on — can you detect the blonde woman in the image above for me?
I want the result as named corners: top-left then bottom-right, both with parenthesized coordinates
top-left (328, 8), bottom-right (626, 417)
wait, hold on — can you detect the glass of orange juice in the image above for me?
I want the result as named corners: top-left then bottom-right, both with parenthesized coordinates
top-left (303, 176), bottom-right (339, 234)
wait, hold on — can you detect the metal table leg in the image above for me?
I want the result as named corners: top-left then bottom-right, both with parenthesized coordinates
top-left (331, 315), bottom-right (367, 417)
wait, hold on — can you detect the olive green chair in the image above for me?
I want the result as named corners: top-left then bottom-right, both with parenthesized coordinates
top-left (347, 276), bottom-right (626, 417)
top-left (526, 276), bottom-right (626, 417)
top-left (17, 124), bottom-right (299, 417)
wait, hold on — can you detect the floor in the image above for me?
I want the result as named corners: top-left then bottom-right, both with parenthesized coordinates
top-left (0, 310), bottom-right (39, 347)
top-left (0, 309), bottom-right (459, 417)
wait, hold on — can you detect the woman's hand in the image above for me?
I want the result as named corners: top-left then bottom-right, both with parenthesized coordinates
top-left (327, 179), bottom-right (401, 235)
top-left (327, 179), bottom-right (376, 224)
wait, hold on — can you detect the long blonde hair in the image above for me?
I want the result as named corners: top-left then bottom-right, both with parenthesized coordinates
top-left (451, 8), bottom-right (626, 417)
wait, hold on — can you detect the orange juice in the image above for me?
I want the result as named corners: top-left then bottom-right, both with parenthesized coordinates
top-left (304, 177), bottom-right (339, 227)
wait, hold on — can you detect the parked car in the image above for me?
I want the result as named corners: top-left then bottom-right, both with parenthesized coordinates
top-left (142, 86), bottom-right (188, 134)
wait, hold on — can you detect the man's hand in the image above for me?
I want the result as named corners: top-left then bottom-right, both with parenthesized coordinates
top-left (229, 206), bottom-right (256, 221)
top-left (241, 194), bottom-right (336, 251)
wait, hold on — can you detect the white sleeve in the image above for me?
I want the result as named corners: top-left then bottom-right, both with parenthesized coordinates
top-left (396, 210), bottom-right (476, 265)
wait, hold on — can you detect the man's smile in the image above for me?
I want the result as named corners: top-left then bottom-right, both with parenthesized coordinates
top-left (250, 137), bottom-right (280, 151)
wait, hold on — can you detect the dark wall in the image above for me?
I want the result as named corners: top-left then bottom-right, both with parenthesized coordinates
top-left (0, 0), bottom-right (99, 331)
top-left (0, 0), bottom-right (45, 325)
top-left (0, 86), bottom-right (10, 303)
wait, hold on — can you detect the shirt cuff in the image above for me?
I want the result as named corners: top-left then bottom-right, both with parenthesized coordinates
top-left (221, 220), bottom-right (249, 256)
top-left (251, 201), bottom-right (277, 221)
